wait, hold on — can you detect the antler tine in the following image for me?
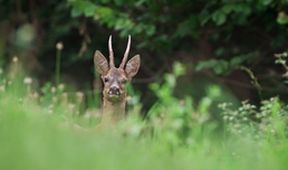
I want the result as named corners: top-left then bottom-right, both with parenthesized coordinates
top-left (108, 35), bottom-right (115, 67)
top-left (119, 35), bottom-right (131, 69)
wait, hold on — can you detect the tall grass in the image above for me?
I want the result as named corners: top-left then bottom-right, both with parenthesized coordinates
top-left (0, 62), bottom-right (287, 170)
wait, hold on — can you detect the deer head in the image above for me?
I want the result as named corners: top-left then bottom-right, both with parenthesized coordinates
top-left (94, 35), bottom-right (140, 106)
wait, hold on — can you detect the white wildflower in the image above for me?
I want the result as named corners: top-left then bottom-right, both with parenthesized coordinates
top-left (24, 77), bottom-right (33, 85)
top-left (12, 56), bottom-right (18, 63)
top-left (58, 83), bottom-right (65, 91)
top-left (51, 86), bottom-right (56, 93)
top-left (56, 42), bottom-right (64, 50)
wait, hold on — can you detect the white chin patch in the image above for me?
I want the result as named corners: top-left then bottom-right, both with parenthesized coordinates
top-left (107, 94), bottom-right (121, 102)
top-left (108, 91), bottom-right (120, 95)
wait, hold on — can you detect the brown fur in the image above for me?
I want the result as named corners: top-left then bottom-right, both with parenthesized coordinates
top-left (94, 35), bottom-right (140, 124)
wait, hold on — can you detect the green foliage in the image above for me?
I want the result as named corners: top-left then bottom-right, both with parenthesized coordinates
top-left (68, 0), bottom-right (156, 38)
top-left (275, 51), bottom-right (288, 84)
top-left (0, 63), bottom-right (288, 170)
top-left (210, 3), bottom-right (252, 26)
top-left (196, 52), bottom-right (257, 75)
top-left (277, 12), bottom-right (288, 25)
top-left (63, 0), bottom-right (288, 55)
top-left (147, 62), bottom-right (221, 146)
top-left (220, 97), bottom-right (288, 140)
top-left (1, 0), bottom-right (288, 102)
top-left (2, 1), bottom-right (288, 169)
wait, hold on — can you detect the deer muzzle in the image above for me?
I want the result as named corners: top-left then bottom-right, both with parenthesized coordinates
top-left (108, 86), bottom-right (120, 96)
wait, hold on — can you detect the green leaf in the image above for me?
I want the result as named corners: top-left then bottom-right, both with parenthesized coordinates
top-left (173, 62), bottom-right (186, 77)
top-left (195, 60), bottom-right (217, 71)
top-left (196, 59), bottom-right (229, 75)
top-left (277, 12), bottom-right (288, 25)
top-left (261, 0), bottom-right (273, 6)
top-left (145, 25), bottom-right (156, 36)
top-left (114, 0), bottom-right (124, 6)
top-left (71, 8), bottom-right (82, 17)
top-left (212, 11), bottom-right (227, 26)
top-left (83, 3), bottom-right (97, 17)
top-left (230, 56), bottom-right (247, 67)
top-left (164, 74), bottom-right (176, 88)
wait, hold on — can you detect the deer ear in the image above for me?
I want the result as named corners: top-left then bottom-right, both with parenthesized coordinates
top-left (94, 50), bottom-right (109, 75)
top-left (125, 55), bottom-right (140, 79)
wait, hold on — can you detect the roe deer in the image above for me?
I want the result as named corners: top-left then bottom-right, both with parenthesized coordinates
top-left (94, 35), bottom-right (140, 123)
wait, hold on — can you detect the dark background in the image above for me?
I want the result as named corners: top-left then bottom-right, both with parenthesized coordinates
top-left (1, 0), bottom-right (288, 109)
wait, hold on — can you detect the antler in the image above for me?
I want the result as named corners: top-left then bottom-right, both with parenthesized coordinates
top-left (108, 35), bottom-right (115, 67)
top-left (119, 35), bottom-right (131, 69)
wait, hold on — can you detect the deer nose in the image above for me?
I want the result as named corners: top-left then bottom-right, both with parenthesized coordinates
top-left (109, 86), bottom-right (120, 95)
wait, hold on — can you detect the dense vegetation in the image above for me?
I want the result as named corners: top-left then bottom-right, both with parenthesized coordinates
top-left (1, 0), bottom-right (288, 101)
top-left (1, 0), bottom-right (288, 170)
top-left (1, 62), bottom-right (288, 170)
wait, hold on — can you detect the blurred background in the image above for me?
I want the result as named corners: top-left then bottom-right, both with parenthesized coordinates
top-left (1, 2), bottom-right (288, 169)
top-left (1, 0), bottom-right (288, 110)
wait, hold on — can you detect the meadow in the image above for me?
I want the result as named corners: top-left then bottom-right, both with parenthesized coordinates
top-left (0, 60), bottom-right (287, 170)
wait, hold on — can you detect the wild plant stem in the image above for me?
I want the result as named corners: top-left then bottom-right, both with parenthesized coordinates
top-left (240, 66), bottom-right (262, 99)
top-left (55, 50), bottom-right (61, 86)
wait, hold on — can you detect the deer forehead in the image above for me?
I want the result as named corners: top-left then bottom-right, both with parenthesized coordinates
top-left (104, 68), bottom-right (127, 80)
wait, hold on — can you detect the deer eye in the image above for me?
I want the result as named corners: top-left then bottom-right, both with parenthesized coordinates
top-left (103, 77), bottom-right (109, 83)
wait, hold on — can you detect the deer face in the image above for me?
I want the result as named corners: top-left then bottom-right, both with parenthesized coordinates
top-left (101, 67), bottom-right (127, 102)
top-left (94, 35), bottom-right (140, 103)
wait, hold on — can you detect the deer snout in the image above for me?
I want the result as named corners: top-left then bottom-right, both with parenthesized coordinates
top-left (108, 86), bottom-right (120, 95)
